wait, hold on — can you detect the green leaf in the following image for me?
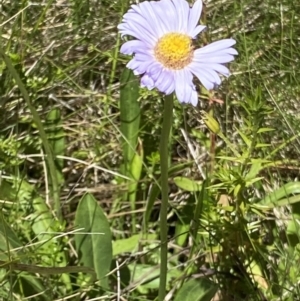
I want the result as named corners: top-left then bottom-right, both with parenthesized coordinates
top-left (128, 140), bottom-right (143, 224)
top-left (174, 278), bottom-right (218, 301)
top-left (46, 108), bottom-right (65, 186)
top-left (235, 127), bottom-right (251, 148)
top-left (255, 143), bottom-right (271, 148)
top-left (175, 197), bottom-right (195, 247)
top-left (18, 273), bottom-right (50, 301)
top-left (119, 69), bottom-right (141, 228)
top-left (244, 161), bottom-right (263, 181)
top-left (127, 263), bottom-right (180, 293)
top-left (174, 177), bottom-right (202, 192)
top-left (0, 178), bottom-right (71, 288)
top-left (120, 68), bottom-right (140, 169)
top-left (286, 219), bottom-right (300, 248)
top-left (175, 223), bottom-right (189, 247)
top-left (257, 127), bottom-right (275, 133)
top-left (0, 214), bottom-right (24, 260)
top-left (259, 182), bottom-right (300, 206)
top-left (113, 234), bottom-right (156, 256)
top-left (0, 179), bottom-right (56, 245)
top-left (75, 193), bottom-right (112, 288)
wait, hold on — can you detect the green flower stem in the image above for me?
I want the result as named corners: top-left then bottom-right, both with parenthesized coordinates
top-left (0, 48), bottom-right (62, 221)
top-left (158, 93), bottom-right (173, 301)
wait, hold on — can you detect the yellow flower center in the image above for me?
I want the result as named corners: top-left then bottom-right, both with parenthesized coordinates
top-left (154, 33), bottom-right (193, 70)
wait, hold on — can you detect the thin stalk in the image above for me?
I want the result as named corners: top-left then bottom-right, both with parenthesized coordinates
top-left (158, 93), bottom-right (173, 301)
top-left (0, 48), bottom-right (62, 220)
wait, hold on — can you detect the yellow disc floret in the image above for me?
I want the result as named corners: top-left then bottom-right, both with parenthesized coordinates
top-left (154, 33), bottom-right (193, 70)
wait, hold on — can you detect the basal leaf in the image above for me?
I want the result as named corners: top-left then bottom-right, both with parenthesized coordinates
top-left (120, 68), bottom-right (140, 170)
top-left (75, 193), bottom-right (112, 288)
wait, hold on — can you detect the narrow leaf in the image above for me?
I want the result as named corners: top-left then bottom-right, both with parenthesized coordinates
top-left (46, 108), bottom-right (65, 186)
top-left (259, 182), bottom-right (300, 206)
top-left (0, 214), bottom-right (24, 260)
top-left (174, 177), bottom-right (202, 192)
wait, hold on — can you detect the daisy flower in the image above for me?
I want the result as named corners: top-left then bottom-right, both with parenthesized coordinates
top-left (118, 0), bottom-right (237, 106)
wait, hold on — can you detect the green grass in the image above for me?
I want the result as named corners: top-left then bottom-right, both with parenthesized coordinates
top-left (0, 0), bottom-right (300, 300)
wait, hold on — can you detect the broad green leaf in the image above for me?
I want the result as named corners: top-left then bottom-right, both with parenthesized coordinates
top-left (75, 193), bottom-right (112, 288)
top-left (120, 68), bottom-right (140, 169)
top-left (174, 278), bottom-right (218, 301)
top-left (174, 177), bottom-right (202, 192)
top-left (119, 69), bottom-right (141, 228)
top-left (113, 234), bottom-right (156, 256)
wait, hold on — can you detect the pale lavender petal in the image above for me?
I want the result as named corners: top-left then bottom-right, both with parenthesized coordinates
top-left (123, 12), bottom-right (160, 38)
top-left (197, 63), bottom-right (230, 76)
top-left (118, 22), bottom-right (157, 45)
top-left (172, 0), bottom-right (190, 32)
top-left (155, 69), bottom-right (175, 95)
top-left (120, 40), bottom-right (149, 55)
top-left (188, 63), bottom-right (215, 90)
top-left (134, 52), bottom-right (155, 61)
top-left (194, 53), bottom-right (236, 64)
top-left (137, 1), bottom-right (167, 37)
top-left (151, 0), bottom-right (175, 32)
top-left (190, 89), bottom-right (198, 106)
top-left (223, 48), bottom-right (238, 55)
top-left (118, 23), bottom-right (156, 46)
top-left (147, 63), bottom-right (163, 82)
top-left (200, 68), bottom-right (222, 85)
top-left (127, 57), bottom-right (155, 75)
top-left (174, 69), bottom-right (197, 104)
top-left (195, 39), bottom-right (236, 55)
top-left (129, 4), bottom-right (159, 36)
top-left (190, 25), bottom-right (206, 38)
top-left (126, 59), bottom-right (143, 74)
top-left (188, 0), bottom-right (202, 34)
top-left (141, 74), bottom-right (155, 89)
top-left (151, 0), bottom-right (177, 31)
